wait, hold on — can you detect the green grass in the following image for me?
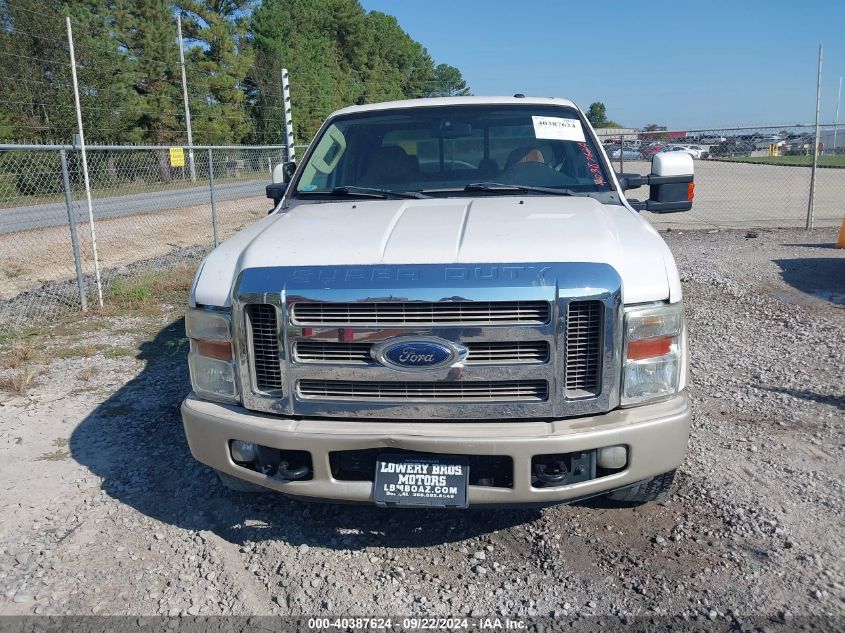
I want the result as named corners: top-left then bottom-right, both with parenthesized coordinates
top-left (2, 266), bottom-right (193, 354)
top-left (102, 346), bottom-right (137, 360)
top-left (721, 155), bottom-right (845, 167)
top-left (0, 326), bottom-right (43, 349)
top-left (103, 265), bottom-right (194, 310)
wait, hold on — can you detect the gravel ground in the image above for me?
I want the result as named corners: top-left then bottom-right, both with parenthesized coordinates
top-left (0, 227), bottom-right (842, 627)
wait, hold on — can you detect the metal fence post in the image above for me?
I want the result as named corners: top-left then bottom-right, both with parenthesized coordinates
top-left (281, 68), bottom-right (295, 163)
top-left (177, 15), bottom-right (196, 182)
top-left (67, 16), bottom-right (103, 306)
top-left (208, 148), bottom-right (219, 247)
top-left (806, 44), bottom-right (823, 230)
top-left (619, 133), bottom-right (625, 173)
top-left (59, 149), bottom-right (87, 312)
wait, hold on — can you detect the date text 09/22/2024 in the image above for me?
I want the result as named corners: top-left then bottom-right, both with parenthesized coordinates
top-left (307, 617), bottom-right (527, 630)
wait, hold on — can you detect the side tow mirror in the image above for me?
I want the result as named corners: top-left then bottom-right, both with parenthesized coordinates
top-left (271, 160), bottom-right (297, 184)
top-left (616, 173), bottom-right (644, 191)
top-left (267, 160), bottom-right (297, 212)
top-left (627, 152), bottom-right (694, 213)
top-left (265, 182), bottom-right (288, 210)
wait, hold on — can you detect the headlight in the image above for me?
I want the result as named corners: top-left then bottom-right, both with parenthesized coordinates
top-left (186, 307), bottom-right (239, 403)
top-left (621, 302), bottom-right (684, 406)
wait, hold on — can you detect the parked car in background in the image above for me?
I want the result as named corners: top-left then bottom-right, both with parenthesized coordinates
top-left (608, 146), bottom-right (642, 160)
top-left (663, 144), bottom-right (709, 159)
top-left (708, 139), bottom-right (753, 157)
top-left (640, 144), bottom-right (664, 160)
top-left (753, 135), bottom-right (782, 150)
top-left (699, 134), bottom-right (726, 144)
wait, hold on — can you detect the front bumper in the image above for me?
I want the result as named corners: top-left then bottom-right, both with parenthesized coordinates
top-left (181, 393), bottom-right (691, 506)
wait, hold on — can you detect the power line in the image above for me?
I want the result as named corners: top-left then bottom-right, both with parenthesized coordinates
top-left (0, 74), bottom-right (75, 89)
top-left (0, 50), bottom-right (71, 66)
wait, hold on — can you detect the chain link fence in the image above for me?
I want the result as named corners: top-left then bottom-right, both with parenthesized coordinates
top-left (0, 144), bottom-right (289, 330)
top-left (1, 129), bottom-right (844, 332)
top-left (595, 124), bottom-right (845, 229)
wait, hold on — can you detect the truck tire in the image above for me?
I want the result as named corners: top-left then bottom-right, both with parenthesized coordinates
top-left (216, 470), bottom-right (267, 493)
top-left (604, 470), bottom-right (676, 505)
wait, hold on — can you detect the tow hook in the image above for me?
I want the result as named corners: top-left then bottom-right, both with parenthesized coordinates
top-left (274, 462), bottom-right (311, 481)
top-left (533, 459), bottom-right (569, 485)
top-left (255, 445), bottom-right (312, 481)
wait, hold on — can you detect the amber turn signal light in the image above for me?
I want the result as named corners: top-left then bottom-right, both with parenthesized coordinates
top-left (627, 337), bottom-right (672, 361)
top-left (687, 182), bottom-right (695, 200)
top-left (195, 339), bottom-right (234, 361)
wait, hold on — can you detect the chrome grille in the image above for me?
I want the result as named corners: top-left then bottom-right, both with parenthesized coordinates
top-left (295, 341), bottom-right (371, 364)
top-left (466, 341), bottom-right (549, 364)
top-left (298, 380), bottom-right (549, 402)
top-left (235, 262), bottom-right (621, 419)
top-left (565, 300), bottom-right (603, 396)
top-left (246, 304), bottom-right (282, 391)
top-left (290, 301), bottom-right (550, 326)
top-left (294, 341), bottom-right (549, 365)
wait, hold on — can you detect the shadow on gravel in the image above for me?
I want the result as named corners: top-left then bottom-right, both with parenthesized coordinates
top-left (774, 257), bottom-right (845, 305)
top-left (69, 318), bottom-right (538, 549)
top-left (760, 386), bottom-right (845, 411)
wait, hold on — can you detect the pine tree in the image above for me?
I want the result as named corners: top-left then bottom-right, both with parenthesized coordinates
top-left (179, 0), bottom-right (254, 144)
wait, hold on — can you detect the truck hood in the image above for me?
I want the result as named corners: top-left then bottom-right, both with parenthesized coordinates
top-left (192, 196), bottom-right (681, 306)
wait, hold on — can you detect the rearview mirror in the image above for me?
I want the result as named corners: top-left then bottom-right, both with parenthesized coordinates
top-left (624, 152), bottom-right (694, 213)
top-left (433, 120), bottom-right (473, 138)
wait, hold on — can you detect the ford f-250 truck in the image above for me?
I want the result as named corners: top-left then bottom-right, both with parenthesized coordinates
top-left (181, 96), bottom-right (695, 508)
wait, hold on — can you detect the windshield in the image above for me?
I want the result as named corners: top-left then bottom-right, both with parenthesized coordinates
top-left (292, 104), bottom-right (613, 198)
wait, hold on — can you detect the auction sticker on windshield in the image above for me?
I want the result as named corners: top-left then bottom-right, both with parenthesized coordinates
top-left (532, 115), bottom-right (586, 142)
top-left (374, 454), bottom-right (469, 508)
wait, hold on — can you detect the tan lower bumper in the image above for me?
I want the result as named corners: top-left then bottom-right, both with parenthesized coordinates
top-left (181, 393), bottom-right (691, 506)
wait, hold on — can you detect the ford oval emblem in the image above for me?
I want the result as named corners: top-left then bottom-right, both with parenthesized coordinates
top-left (373, 338), bottom-right (465, 371)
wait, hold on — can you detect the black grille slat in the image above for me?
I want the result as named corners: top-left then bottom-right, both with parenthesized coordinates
top-left (293, 340), bottom-right (550, 365)
top-left (565, 301), bottom-right (603, 396)
top-left (291, 301), bottom-right (550, 326)
top-left (295, 341), bottom-right (372, 364)
top-left (464, 341), bottom-right (549, 364)
top-left (298, 380), bottom-right (548, 402)
top-left (247, 304), bottom-right (282, 391)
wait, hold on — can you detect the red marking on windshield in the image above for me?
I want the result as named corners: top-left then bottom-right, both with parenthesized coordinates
top-left (577, 142), bottom-right (605, 186)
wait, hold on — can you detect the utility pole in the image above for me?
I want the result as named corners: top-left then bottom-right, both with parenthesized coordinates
top-left (177, 14), bottom-right (196, 181)
top-left (66, 16), bottom-right (103, 307)
top-left (834, 76), bottom-right (842, 154)
top-left (281, 68), bottom-right (295, 163)
top-left (806, 45), bottom-right (822, 230)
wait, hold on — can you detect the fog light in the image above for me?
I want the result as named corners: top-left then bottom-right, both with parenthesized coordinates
top-left (597, 445), bottom-right (627, 470)
top-left (231, 440), bottom-right (258, 463)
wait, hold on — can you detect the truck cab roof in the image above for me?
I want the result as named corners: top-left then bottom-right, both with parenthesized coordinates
top-left (331, 96), bottom-right (580, 118)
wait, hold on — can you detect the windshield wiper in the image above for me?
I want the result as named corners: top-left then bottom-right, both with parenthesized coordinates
top-left (298, 186), bottom-right (430, 199)
top-left (463, 182), bottom-right (581, 196)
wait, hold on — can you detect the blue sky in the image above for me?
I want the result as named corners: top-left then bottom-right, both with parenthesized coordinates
top-left (360, 0), bottom-right (845, 130)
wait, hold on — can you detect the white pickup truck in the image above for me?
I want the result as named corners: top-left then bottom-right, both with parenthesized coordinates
top-left (181, 96), bottom-right (695, 508)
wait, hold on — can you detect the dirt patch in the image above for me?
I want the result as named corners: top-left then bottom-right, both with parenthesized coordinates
top-left (0, 227), bottom-right (841, 624)
top-left (0, 197), bottom-right (265, 301)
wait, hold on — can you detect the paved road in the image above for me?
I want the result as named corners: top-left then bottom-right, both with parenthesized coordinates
top-left (2, 161), bottom-right (843, 236)
top-left (628, 159), bottom-right (844, 229)
top-left (0, 179), bottom-right (266, 235)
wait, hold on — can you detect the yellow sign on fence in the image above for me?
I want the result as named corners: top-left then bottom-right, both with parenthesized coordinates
top-left (169, 147), bottom-right (185, 168)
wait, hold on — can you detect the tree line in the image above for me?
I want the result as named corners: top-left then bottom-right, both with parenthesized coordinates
top-left (0, 0), bottom-right (471, 147)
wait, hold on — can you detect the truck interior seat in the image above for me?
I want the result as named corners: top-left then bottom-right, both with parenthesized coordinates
top-left (362, 145), bottom-right (419, 184)
top-left (505, 146), bottom-right (546, 170)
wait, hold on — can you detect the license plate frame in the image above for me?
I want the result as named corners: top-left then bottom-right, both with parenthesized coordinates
top-left (373, 453), bottom-right (470, 508)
